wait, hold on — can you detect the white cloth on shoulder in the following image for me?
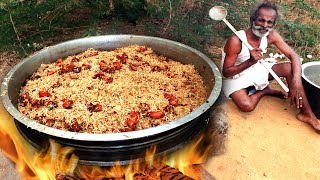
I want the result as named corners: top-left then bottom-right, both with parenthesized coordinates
top-left (221, 30), bottom-right (275, 98)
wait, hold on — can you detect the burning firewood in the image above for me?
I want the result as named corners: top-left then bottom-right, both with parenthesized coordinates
top-left (141, 163), bottom-right (193, 180)
top-left (56, 174), bottom-right (78, 180)
top-left (55, 163), bottom-right (216, 180)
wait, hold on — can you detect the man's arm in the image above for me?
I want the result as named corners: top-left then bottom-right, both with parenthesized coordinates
top-left (268, 30), bottom-right (304, 106)
top-left (223, 35), bottom-right (262, 78)
top-left (268, 30), bottom-right (301, 80)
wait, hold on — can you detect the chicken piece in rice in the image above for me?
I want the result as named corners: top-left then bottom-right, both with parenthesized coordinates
top-left (18, 45), bottom-right (208, 133)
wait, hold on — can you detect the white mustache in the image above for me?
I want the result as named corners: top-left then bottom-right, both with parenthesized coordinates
top-left (252, 22), bottom-right (273, 37)
top-left (253, 24), bottom-right (272, 32)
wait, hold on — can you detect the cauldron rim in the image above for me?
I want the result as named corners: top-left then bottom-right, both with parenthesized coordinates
top-left (302, 61), bottom-right (320, 89)
top-left (1, 34), bottom-right (222, 141)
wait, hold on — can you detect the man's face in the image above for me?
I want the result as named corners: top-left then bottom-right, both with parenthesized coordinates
top-left (252, 8), bottom-right (276, 37)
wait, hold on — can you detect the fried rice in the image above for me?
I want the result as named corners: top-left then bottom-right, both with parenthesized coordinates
top-left (18, 45), bottom-right (208, 133)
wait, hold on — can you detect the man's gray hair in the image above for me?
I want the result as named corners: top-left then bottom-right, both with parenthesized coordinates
top-left (250, 1), bottom-right (283, 24)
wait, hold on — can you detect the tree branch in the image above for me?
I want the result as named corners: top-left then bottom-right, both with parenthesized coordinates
top-left (7, 1), bottom-right (27, 55)
top-left (162, 0), bottom-right (172, 35)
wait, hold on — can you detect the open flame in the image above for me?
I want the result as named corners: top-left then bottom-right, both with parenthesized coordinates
top-left (0, 103), bottom-right (212, 179)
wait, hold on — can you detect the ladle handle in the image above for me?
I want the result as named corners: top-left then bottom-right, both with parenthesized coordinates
top-left (259, 60), bottom-right (289, 92)
top-left (222, 19), bottom-right (252, 49)
top-left (222, 18), bottom-right (289, 92)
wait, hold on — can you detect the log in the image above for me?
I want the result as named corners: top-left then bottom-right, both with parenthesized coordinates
top-left (55, 162), bottom-right (211, 180)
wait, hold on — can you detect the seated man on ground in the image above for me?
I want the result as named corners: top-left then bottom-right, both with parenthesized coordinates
top-left (221, 1), bottom-right (320, 131)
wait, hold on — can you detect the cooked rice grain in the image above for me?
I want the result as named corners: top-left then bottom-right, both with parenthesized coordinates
top-left (18, 45), bottom-right (208, 133)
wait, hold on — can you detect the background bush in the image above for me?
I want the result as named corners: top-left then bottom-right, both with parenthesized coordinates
top-left (0, 0), bottom-right (319, 62)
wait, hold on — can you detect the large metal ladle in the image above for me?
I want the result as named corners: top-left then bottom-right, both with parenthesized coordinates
top-left (209, 6), bottom-right (289, 92)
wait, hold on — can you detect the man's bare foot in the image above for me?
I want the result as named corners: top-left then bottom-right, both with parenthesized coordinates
top-left (264, 86), bottom-right (288, 99)
top-left (297, 113), bottom-right (320, 132)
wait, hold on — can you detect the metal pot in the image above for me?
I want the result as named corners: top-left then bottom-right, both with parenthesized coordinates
top-left (302, 61), bottom-right (320, 118)
top-left (1, 35), bottom-right (222, 166)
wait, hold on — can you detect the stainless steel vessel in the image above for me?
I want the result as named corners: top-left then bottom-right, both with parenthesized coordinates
top-left (302, 61), bottom-right (320, 118)
top-left (1, 35), bottom-right (222, 165)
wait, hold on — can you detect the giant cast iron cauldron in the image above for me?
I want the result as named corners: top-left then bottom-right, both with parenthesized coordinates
top-left (1, 35), bottom-right (222, 166)
top-left (302, 61), bottom-right (320, 119)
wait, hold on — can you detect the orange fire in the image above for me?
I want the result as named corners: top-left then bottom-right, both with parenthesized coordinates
top-left (0, 103), bottom-right (212, 179)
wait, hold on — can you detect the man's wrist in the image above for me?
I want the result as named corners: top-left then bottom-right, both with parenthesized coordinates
top-left (292, 76), bottom-right (302, 84)
top-left (246, 59), bottom-right (255, 67)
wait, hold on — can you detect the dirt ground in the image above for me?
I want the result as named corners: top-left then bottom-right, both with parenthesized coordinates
top-left (205, 95), bottom-right (320, 179)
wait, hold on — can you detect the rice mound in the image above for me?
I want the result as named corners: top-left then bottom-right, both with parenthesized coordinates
top-left (18, 45), bottom-right (208, 133)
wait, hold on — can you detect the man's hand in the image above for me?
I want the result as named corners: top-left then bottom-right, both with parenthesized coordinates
top-left (289, 78), bottom-right (304, 109)
top-left (249, 48), bottom-right (263, 64)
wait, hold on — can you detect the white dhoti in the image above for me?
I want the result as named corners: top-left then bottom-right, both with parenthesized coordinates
top-left (223, 61), bottom-right (275, 98)
top-left (221, 30), bottom-right (274, 98)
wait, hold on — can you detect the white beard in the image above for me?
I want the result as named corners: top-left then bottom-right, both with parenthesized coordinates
top-left (252, 22), bottom-right (273, 37)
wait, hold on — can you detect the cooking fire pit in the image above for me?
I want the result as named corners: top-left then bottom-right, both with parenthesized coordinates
top-left (1, 35), bottom-right (222, 166)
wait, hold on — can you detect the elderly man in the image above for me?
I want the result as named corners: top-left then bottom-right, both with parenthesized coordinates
top-left (222, 1), bottom-right (320, 131)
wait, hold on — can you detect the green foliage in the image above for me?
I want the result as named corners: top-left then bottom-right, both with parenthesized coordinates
top-left (276, 1), bottom-right (319, 60)
top-left (0, 0), bottom-right (319, 61)
top-left (104, 18), bottom-right (127, 34)
top-left (144, 1), bottom-right (168, 18)
top-left (86, 0), bottom-right (112, 19)
top-left (143, 0), bottom-right (214, 51)
top-left (114, 0), bottom-right (145, 25)
top-left (0, 0), bottom-right (83, 53)
top-left (281, 21), bottom-right (318, 47)
top-left (294, 0), bottom-right (320, 19)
